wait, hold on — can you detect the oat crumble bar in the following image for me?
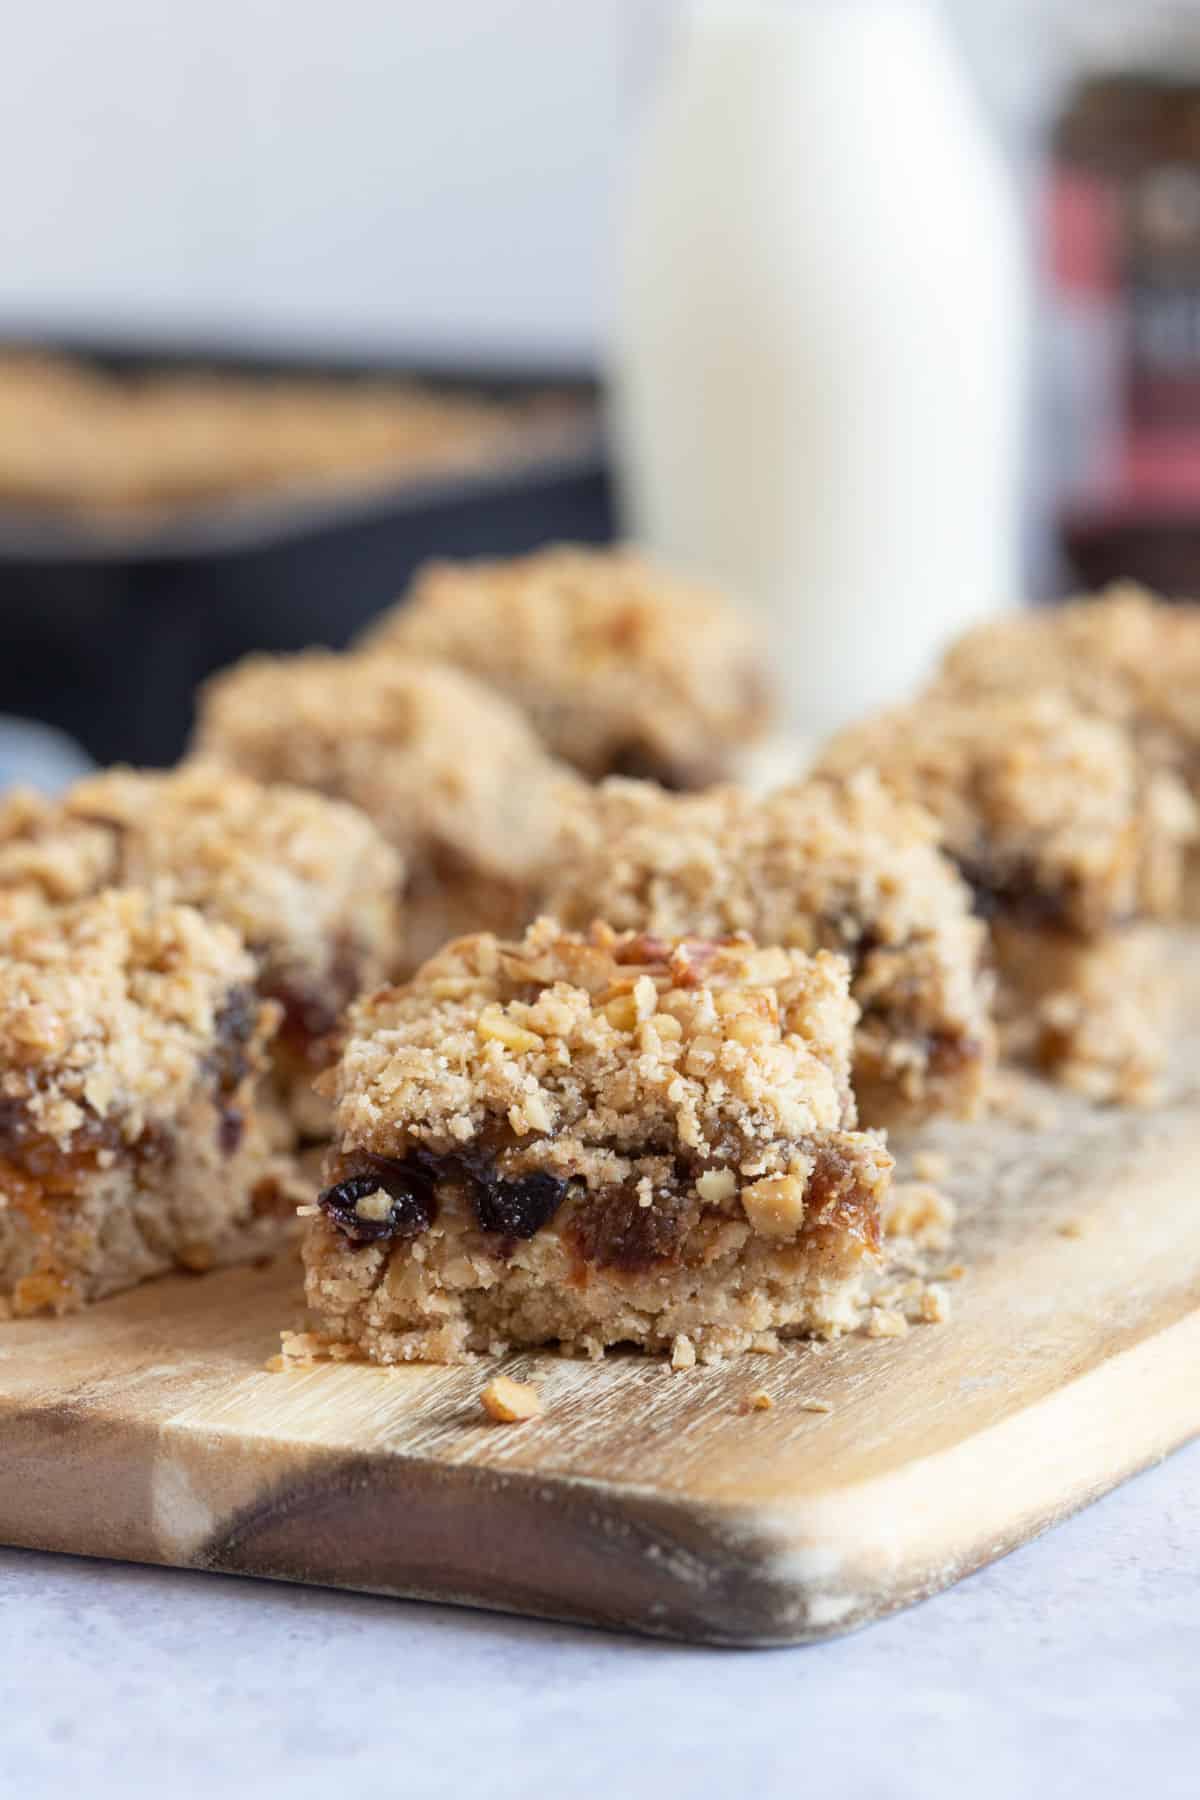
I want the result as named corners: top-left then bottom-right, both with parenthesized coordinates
top-left (544, 772), bottom-right (993, 1126)
top-left (191, 651), bottom-right (579, 973)
top-left (0, 765), bottom-right (402, 1136)
top-left (815, 690), bottom-right (1197, 1099)
top-left (0, 889), bottom-right (297, 1316)
top-left (303, 920), bottom-right (893, 1364)
top-left (360, 543), bottom-right (770, 787)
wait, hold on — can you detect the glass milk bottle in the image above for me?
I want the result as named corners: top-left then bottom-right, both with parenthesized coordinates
top-left (611, 0), bottom-right (1029, 736)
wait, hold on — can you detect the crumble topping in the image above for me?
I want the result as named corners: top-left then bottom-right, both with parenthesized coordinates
top-left (0, 763), bottom-right (402, 1004)
top-left (0, 888), bottom-right (271, 1147)
top-left (191, 650), bottom-right (580, 967)
top-left (544, 770), bottom-right (993, 1124)
top-left (937, 584), bottom-right (1200, 774)
top-left (360, 543), bottom-right (770, 786)
top-left (322, 918), bottom-right (863, 1162)
top-left (815, 689), bottom-right (1196, 932)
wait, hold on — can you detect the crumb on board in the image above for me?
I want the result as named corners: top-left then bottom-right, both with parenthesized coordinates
top-left (883, 1180), bottom-right (957, 1250)
top-left (480, 1375), bottom-right (542, 1423)
top-left (919, 1283), bottom-right (951, 1325)
top-left (267, 1328), bottom-right (358, 1371)
top-left (1058, 1219), bottom-right (1085, 1239)
top-left (986, 1067), bottom-right (1062, 1131)
top-left (800, 1397), bottom-right (834, 1414)
top-left (671, 1333), bottom-right (697, 1371)
top-left (867, 1307), bottom-right (910, 1339)
top-left (912, 1149), bottom-right (950, 1183)
top-left (740, 1389), bottom-right (774, 1413)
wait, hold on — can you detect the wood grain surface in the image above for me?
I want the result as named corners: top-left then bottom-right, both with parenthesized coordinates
top-left (3, 969), bottom-right (1199, 1646)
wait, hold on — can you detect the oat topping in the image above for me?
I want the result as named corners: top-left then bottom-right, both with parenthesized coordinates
top-left (544, 771), bottom-right (992, 1124)
top-left (360, 543), bottom-right (770, 786)
top-left (815, 689), bottom-right (1196, 933)
top-left (191, 650), bottom-right (580, 969)
top-left (0, 762), bottom-right (402, 999)
top-left (0, 888), bottom-right (268, 1146)
top-left (937, 584), bottom-right (1200, 779)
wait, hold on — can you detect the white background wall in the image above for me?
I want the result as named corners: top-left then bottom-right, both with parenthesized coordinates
top-left (0, 0), bottom-right (1058, 366)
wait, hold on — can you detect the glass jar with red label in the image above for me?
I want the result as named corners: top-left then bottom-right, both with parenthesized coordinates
top-left (1047, 9), bottom-right (1200, 593)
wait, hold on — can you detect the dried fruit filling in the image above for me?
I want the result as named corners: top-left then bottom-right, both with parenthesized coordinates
top-left (318, 1150), bottom-right (568, 1248)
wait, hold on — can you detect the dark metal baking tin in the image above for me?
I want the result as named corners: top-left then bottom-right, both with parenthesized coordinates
top-left (0, 338), bottom-right (614, 767)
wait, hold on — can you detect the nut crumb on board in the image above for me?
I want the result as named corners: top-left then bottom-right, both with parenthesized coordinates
top-left (920, 1284), bottom-right (952, 1325)
top-left (800, 1398), bottom-right (834, 1414)
top-left (867, 1307), bottom-right (911, 1339)
top-left (741, 1389), bottom-right (774, 1413)
top-left (671, 1334), bottom-right (697, 1371)
top-left (480, 1375), bottom-right (542, 1423)
top-left (1058, 1219), bottom-right (1085, 1240)
top-left (883, 1180), bottom-right (956, 1251)
top-left (269, 1328), bottom-right (358, 1371)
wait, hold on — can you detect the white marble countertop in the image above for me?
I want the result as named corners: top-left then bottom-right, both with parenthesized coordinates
top-left (4, 1438), bottom-right (1198, 1800)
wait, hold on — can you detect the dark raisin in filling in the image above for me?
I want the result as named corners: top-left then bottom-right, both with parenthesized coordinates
top-left (319, 1147), bottom-right (568, 1247)
top-left (952, 853), bottom-right (1075, 932)
top-left (318, 1153), bottom-right (438, 1245)
top-left (465, 1166), bottom-right (567, 1239)
top-left (211, 988), bottom-right (258, 1094)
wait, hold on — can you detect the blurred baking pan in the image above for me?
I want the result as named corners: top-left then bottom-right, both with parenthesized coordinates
top-left (0, 337), bottom-right (613, 767)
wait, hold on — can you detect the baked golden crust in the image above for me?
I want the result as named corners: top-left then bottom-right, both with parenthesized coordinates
top-left (0, 890), bottom-right (299, 1315)
top-left (303, 920), bottom-right (893, 1363)
top-left (361, 543), bottom-right (770, 786)
top-left (191, 650), bottom-right (579, 971)
top-left (543, 772), bottom-right (993, 1125)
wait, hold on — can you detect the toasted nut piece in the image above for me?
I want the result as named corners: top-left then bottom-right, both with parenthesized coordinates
top-left (742, 1389), bottom-right (774, 1413)
top-left (696, 1168), bottom-right (737, 1204)
top-left (480, 1375), bottom-right (542, 1422)
top-left (477, 1005), bottom-right (542, 1054)
top-left (741, 1164), bottom-right (811, 1239)
top-left (727, 1012), bottom-right (775, 1048)
top-left (353, 1188), bottom-right (393, 1223)
top-left (603, 994), bottom-right (639, 1031)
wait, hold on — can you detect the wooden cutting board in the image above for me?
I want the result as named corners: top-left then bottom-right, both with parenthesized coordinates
top-left (3, 979), bottom-right (1199, 1647)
